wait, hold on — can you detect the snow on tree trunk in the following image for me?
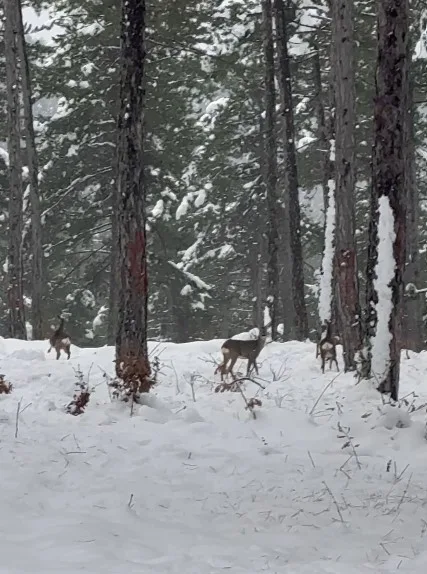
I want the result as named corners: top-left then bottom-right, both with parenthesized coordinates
top-left (318, 181), bottom-right (335, 324)
top-left (371, 197), bottom-right (396, 380)
top-left (115, 0), bottom-right (151, 394)
top-left (274, 0), bottom-right (308, 341)
top-left (262, 0), bottom-right (280, 340)
top-left (108, 179), bottom-right (119, 346)
top-left (332, 0), bottom-right (362, 371)
top-left (4, 0), bottom-right (26, 340)
top-left (368, 0), bottom-right (409, 400)
top-left (16, 0), bottom-right (43, 340)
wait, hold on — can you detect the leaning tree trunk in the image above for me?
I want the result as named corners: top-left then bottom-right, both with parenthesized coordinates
top-left (262, 0), bottom-right (280, 340)
top-left (115, 0), bottom-right (151, 394)
top-left (274, 0), bottom-right (308, 340)
top-left (369, 0), bottom-right (409, 400)
top-left (4, 0), bottom-right (26, 340)
top-left (331, 0), bottom-right (362, 371)
top-left (401, 72), bottom-right (423, 352)
top-left (16, 0), bottom-right (43, 340)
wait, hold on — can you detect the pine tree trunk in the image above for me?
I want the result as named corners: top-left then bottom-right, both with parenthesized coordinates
top-left (16, 0), bottom-right (43, 340)
top-left (108, 181), bottom-right (119, 345)
top-left (115, 0), bottom-right (151, 393)
top-left (401, 73), bottom-right (423, 352)
top-left (274, 0), bottom-right (308, 340)
top-left (4, 0), bottom-right (26, 340)
top-left (372, 0), bottom-right (409, 400)
top-left (262, 0), bottom-right (280, 340)
top-left (331, 0), bottom-right (362, 371)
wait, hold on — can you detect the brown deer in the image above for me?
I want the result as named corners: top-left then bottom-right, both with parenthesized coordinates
top-left (215, 327), bottom-right (267, 380)
top-left (317, 320), bottom-right (339, 373)
top-left (48, 317), bottom-right (71, 360)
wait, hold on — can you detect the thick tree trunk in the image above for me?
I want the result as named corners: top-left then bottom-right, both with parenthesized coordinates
top-left (371, 0), bottom-right (409, 400)
top-left (115, 0), bottom-right (151, 393)
top-left (4, 0), bottom-right (26, 340)
top-left (274, 0), bottom-right (308, 340)
top-left (331, 0), bottom-right (362, 371)
top-left (16, 0), bottom-right (43, 340)
top-left (401, 74), bottom-right (423, 352)
top-left (262, 0), bottom-right (280, 340)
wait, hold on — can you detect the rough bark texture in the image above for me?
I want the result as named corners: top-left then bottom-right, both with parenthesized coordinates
top-left (262, 0), bottom-right (280, 340)
top-left (4, 0), bottom-right (26, 340)
top-left (115, 0), bottom-right (151, 393)
top-left (16, 0), bottom-right (43, 340)
top-left (371, 0), bottom-right (409, 400)
top-left (332, 0), bottom-right (362, 371)
top-left (401, 73), bottom-right (423, 352)
top-left (274, 0), bottom-right (308, 340)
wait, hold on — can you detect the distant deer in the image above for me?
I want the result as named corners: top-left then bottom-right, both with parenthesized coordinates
top-left (48, 317), bottom-right (71, 360)
top-left (317, 320), bottom-right (339, 373)
top-left (215, 326), bottom-right (267, 380)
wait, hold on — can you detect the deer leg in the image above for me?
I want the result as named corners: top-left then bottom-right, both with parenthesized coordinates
top-left (56, 347), bottom-right (61, 360)
top-left (227, 355), bottom-right (238, 378)
top-left (321, 355), bottom-right (325, 374)
top-left (334, 357), bottom-right (339, 371)
top-left (66, 345), bottom-right (71, 360)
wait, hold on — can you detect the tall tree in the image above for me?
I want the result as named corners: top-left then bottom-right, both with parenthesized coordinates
top-left (115, 0), bottom-right (151, 394)
top-left (332, 0), bottom-right (362, 370)
top-left (367, 0), bottom-right (409, 400)
top-left (4, 0), bottom-right (26, 339)
top-left (262, 0), bottom-right (279, 339)
top-left (16, 0), bottom-right (43, 340)
top-left (274, 0), bottom-right (308, 340)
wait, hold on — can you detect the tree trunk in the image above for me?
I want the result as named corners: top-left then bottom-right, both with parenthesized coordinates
top-left (274, 0), bottom-right (308, 340)
top-left (4, 0), bottom-right (26, 340)
top-left (16, 0), bottom-right (43, 340)
top-left (370, 0), bottom-right (409, 400)
top-left (262, 0), bottom-right (280, 340)
top-left (115, 0), bottom-right (151, 393)
top-left (108, 180), bottom-right (119, 345)
top-left (331, 0), bottom-right (362, 371)
top-left (401, 72), bottom-right (423, 352)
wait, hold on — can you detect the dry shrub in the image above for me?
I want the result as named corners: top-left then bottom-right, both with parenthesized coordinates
top-left (111, 352), bottom-right (155, 404)
top-left (66, 367), bottom-right (91, 415)
top-left (0, 375), bottom-right (12, 394)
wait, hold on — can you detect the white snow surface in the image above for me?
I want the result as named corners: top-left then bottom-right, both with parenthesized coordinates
top-left (371, 196), bottom-right (396, 379)
top-left (318, 180), bottom-right (336, 323)
top-left (1, 337), bottom-right (427, 573)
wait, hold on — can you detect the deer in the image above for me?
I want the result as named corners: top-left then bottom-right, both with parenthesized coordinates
top-left (317, 320), bottom-right (339, 373)
top-left (215, 326), bottom-right (267, 381)
top-left (47, 317), bottom-right (71, 360)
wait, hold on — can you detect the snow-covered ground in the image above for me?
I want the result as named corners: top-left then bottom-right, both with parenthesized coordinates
top-left (1, 337), bottom-right (427, 573)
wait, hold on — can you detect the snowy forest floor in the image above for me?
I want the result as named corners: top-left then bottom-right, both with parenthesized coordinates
top-left (1, 338), bottom-right (427, 573)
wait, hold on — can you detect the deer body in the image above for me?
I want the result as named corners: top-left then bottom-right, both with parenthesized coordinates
top-left (216, 331), bottom-right (266, 380)
top-left (48, 318), bottom-right (71, 360)
top-left (318, 321), bottom-right (339, 373)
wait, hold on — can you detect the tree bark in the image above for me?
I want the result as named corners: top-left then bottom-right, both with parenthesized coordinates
top-left (401, 71), bottom-right (423, 352)
top-left (108, 180), bottom-right (119, 345)
top-left (262, 0), bottom-right (280, 340)
top-left (274, 0), bottom-right (308, 340)
top-left (115, 0), bottom-right (151, 393)
top-left (371, 0), bottom-right (409, 400)
top-left (4, 0), bottom-right (26, 340)
top-left (16, 0), bottom-right (43, 340)
top-left (331, 0), bottom-right (362, 371)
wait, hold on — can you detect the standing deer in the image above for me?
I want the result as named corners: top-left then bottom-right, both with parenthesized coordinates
top-left (215, 326), bottom-right (267, 380)
top-left (317, 320), bottom-right (339, 373)
top-left (48, 317), bottom-right (71, 360)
